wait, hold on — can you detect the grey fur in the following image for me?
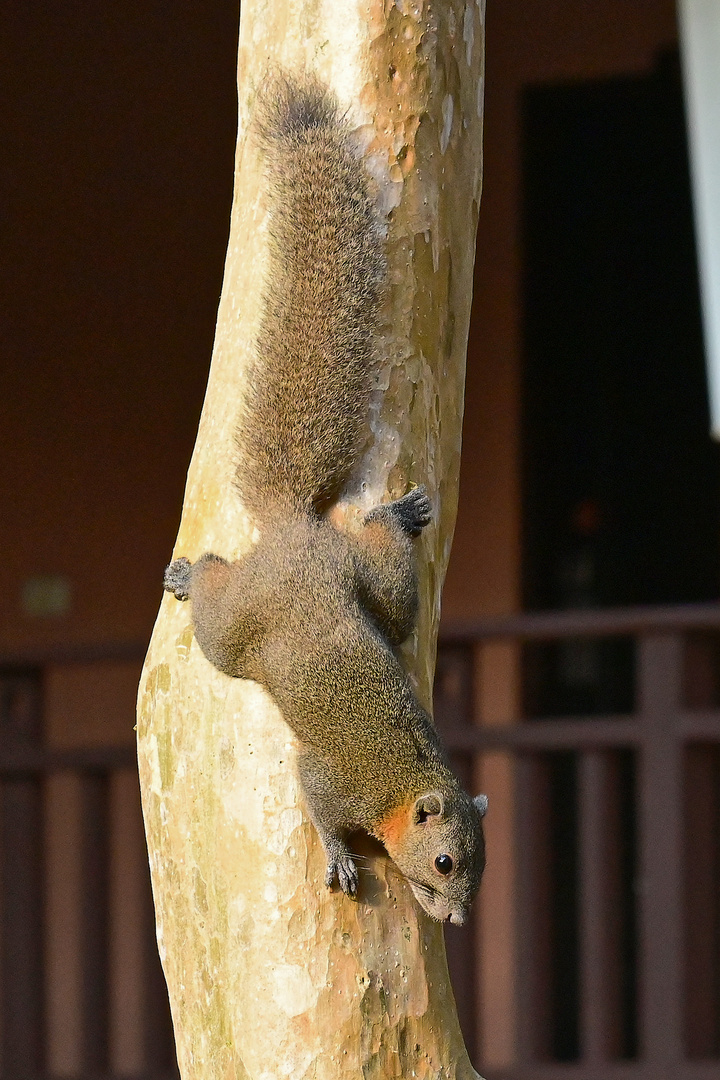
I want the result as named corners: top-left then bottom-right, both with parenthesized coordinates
top-left (237, 73), bottom-right (386, 518)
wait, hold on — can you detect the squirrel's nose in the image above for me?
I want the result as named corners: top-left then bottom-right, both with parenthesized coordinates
top-left (447, 909), bottom-right (468, 927)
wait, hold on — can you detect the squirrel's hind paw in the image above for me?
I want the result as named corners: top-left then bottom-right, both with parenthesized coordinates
top-left (389, 485), bottom-right (433, 537)
top-left (164, 557), bottom-right (192, 601)
top-left (325, 852), bottom-right (359, 898)
top-left (365, 485), bottom-right (433, 538)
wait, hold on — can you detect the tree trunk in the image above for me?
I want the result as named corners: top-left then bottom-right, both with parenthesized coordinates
top-left (137, 2), bottom-right (485, 1076)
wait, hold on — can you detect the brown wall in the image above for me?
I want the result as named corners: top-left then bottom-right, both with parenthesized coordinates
top-left (1, 2), bottom-right (240, 657)
top-left (2, 0), bottom-right (678, 653)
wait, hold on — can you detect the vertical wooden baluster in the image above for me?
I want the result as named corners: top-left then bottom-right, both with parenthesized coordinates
top-left (579, 750), bottom-right (620, 1063)
top-left (637, 633), bottom-right (684, 1066)
top-left (435, 644), bottom-right (479, 1062)
top-left (79, 770), bottom-right (109, 1072)
top-left (515, 753), bottom-right (552, 1063)
top-left (0, 673), bottom-right (44, 1078)
top-left (142, 844), bottom-right (179, 1077)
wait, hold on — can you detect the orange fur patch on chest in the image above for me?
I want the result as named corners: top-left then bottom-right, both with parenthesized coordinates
top-left (377, 804), bottom-right (411, 851)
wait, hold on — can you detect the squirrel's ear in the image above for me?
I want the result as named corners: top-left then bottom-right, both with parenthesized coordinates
top-left (474, 794), bottom-right (489, 818)
top-left (413, 792), bottom-right (444, 824)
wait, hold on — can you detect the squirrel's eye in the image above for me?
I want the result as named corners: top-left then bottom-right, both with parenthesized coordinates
top-left (435, 854), bottom-right (453, 875)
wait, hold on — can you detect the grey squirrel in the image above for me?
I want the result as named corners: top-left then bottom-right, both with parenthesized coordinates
top-left (164, 74), bottom-right (487, 926)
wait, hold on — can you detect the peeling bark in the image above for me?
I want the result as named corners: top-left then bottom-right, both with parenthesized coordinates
top-left (137, 1), bottom-right (485, 1076)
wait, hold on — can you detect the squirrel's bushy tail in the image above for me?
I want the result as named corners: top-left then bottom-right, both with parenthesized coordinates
top-left (235, 73), bottom-right (386, 520)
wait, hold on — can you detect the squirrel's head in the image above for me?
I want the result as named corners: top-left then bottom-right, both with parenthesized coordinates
top-left (380, 789), bottom-right (488, 925)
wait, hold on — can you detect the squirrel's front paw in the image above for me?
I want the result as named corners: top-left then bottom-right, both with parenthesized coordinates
top-left (325, 852), bottom-right (359, 898)
top-left (163, 557), bottom-right (192, 601)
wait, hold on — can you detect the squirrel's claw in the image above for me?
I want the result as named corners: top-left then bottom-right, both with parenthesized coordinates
top-left (393, 486), bottom-right (432, 537)
top-left (366, 485), bottom-right (433, 538)
top-left (164, 557), bottom-right (192, 601)
top-left (325, 853), bottom-right (359, 898)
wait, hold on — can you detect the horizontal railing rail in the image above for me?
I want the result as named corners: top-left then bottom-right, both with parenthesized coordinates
top-left (441, 600), bottom-right (720, 641)
top-left (0, 745), bottom-right (137, 773)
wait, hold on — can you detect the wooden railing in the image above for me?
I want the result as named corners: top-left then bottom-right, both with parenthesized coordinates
top-left (4, 604), bottom-right (720, 1078)
top-left (435, 603), bottom-right (720, 1079)
top-left (0, 663), bottom-right (177, 1080)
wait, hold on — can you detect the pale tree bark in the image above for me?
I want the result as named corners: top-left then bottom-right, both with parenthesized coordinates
top-left (137, 1), bottom-right (486, 1076)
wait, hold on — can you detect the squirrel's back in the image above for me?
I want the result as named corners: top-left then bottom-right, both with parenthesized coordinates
top-left (236, 75), bottom-right (386, 521)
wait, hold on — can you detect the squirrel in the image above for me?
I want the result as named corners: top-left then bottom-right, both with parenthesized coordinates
top-left (163, 74), bottom-right (487, 926)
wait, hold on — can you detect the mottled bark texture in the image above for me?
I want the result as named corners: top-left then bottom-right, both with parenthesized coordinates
top-left (137, 1), bottom-right (485, 1076)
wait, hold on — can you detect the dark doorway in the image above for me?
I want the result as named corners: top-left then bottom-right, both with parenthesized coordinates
top-left (520, 51), bottom-right (720, 1062)
top-left (523, 51), bottom-right (718, 633)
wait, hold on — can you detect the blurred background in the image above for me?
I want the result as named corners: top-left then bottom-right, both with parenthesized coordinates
top-left (2, 1), bottom-right (720, 1077)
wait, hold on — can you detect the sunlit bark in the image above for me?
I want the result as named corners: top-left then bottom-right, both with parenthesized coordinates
top-left (137, 1), bottom-right (485, 1075)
